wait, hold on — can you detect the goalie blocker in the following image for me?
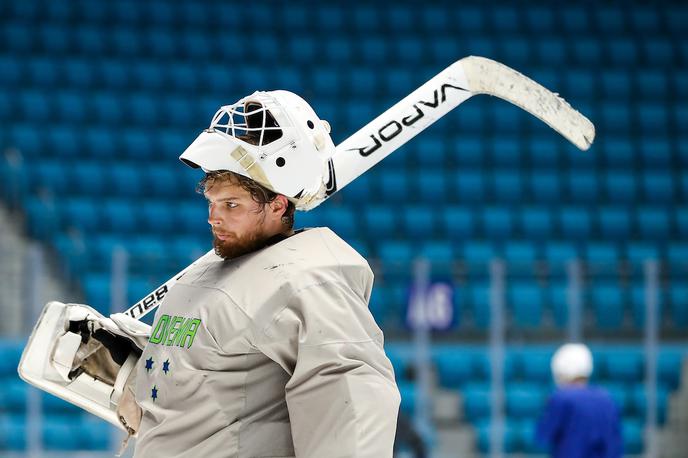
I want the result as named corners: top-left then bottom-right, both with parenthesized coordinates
top-left (18, 302), bottom-right (150, 435)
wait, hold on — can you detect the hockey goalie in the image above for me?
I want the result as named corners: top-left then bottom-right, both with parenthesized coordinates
top-left (19, 57), bottom-right (594, 458)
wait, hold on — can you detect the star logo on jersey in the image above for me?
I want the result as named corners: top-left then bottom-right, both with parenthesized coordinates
top-left (162, 359), bottom-right (170, 374)
top-left (145, 357), bottom-right (154, 373)
top-left (151, 385), bottom-right (158, 402)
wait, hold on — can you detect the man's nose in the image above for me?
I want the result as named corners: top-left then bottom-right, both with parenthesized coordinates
top-left (208, 204), bottom-right (221, 226)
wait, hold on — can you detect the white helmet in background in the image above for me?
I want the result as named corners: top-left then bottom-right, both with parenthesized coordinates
top-left (179, 90), bottom-right (336, 210)
top-left (551, 343), bottom-right (593, 386)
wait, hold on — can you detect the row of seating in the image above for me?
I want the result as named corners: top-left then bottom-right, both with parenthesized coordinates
top-left (4, 0), bottom-right (686, 34)
top-left (469, 418), bottom-right (645, 454)
top-left (0, 412), bottom-right (115, 451)
top-left (371, 282), bottom-right (688, 331)
top-left (1, 50), bottom-right (686, 96)
top-left (26, 203), bottom-right (688, 253)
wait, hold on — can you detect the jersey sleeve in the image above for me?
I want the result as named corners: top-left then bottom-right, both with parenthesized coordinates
top-left (253, 279), bottom-right (400, 458)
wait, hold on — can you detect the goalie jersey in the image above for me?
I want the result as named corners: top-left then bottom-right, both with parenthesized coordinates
top-left (133, 227), bottom-right (400, 458)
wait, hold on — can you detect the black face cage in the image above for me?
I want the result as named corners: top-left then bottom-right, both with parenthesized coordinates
top-left (210, 102), bottom-right (284, 147)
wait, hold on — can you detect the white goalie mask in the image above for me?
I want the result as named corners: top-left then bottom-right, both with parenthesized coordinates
top-left (179, 90), bottom-right (336, 210)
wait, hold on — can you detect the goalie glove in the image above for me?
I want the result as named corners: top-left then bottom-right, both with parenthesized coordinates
top-left (18, 302), bottom-right (150, 434)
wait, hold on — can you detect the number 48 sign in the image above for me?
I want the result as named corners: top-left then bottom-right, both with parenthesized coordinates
top-left (406, 282), bottom-right (455, 331)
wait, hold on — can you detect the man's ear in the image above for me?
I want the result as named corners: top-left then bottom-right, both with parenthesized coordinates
top-left (270, 195), bottom-right (289, 218)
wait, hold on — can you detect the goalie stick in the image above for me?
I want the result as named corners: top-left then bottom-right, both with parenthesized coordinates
top-left (120, 56), bottom-right (594, 320)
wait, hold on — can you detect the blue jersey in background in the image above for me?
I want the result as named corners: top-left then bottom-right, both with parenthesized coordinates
top-left (536, 385), bottom-right (622, 458)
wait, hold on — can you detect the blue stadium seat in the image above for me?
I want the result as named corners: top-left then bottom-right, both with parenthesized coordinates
top-left (598, 207), bottom-right (632, 239)
top-left (642, 172), bottom-right (673, 202)
top-left (378, 241), bottom-right (414, 281)
top-left (24, 197), bottom-right (59, 240)
top-left (91, 91), bottom-right (125, 124)
top-left (453, 170), bottom-right (486, 202)
top-left (341, 173), bottom-right (371, 205)
top-left (323, 206), bottom-right (358, 239)
top-left (519, 349), bottom-right (554, 383)
top-left (8, 123), bottom-right (43, 158)
top-left (566, 171), bottom-right (598, 203)
top-left (572, 38), bottom-right (602, 64)
top-left (520, 207), bottom-right (553, 239)
top-left (669, 285), bottom-right (688, 328)
top-left (508, 283), bottom-right (544, 328)
top-left (468, 282), bottom-right (491, 328)
top-left (33, 161), bottom-right (69, 195)
top-left (622, 418), bottom-right (644, 454)
top-left (594, 7), bottom-right (626, 33)
top-left (528, 137), bottom-right (560, 168)
top-left (601, 136), bottom-right (635, 167)
top-left (127, 93), bottom-right (160, 127)
top-left (323, 39), bottom-right (353, 64)
top-left (585, 242), bottom-right (620, 267)
top-left (358, 36), bottom-right (389, 64)
top-left (379, 170), bottom-right (409, 203)
top-left (564, 69), bottom-right (595, 101)
top-left (0, 413), bottom-right (26, 450)
top-left (601, 70), bottom-right (631, 98)
top-left (482, 207), bottom-right (513, 240)
top-left (46, 125), bottom-right (81, 158)
top-left (504, 241), bottom-right (538, 265)
top-left (401, 206), bottom-right (436, 238)
top-left (347, 68), bottom-right (378, 97)
top-left (667, 242), bottom-right (688, 271)
top-left (419, 240), bottom-right (455, 273)
top-left (604, 171), bottom-right (636, 203)
top-left (535, 38), bottom-right (567, 65)
top-left (559, 207), bottom-right (592, 239)
top-left (489, 108), bottom-right (524, 138)
top-left (506, 383), bottom-right (546, 418)
top-left (641, 36), bottom-right (676, 68)
top-left (630, 283), bottom-right (663, 329)
top-left (547, 282), bottom-right (569, 328)
top-left (363, 206), bottom-right (396, 239)
top-left (452, 137), bottom-right (484, 166)
top-left (544, 241), bottom-right (579, 270)
top-left (0, 341), bottom-right (23, 378)
top-left (43, 415), bottom-right (83, 450)
top-left (82, 271), bottom-right (112, 312)
top-left (492, 171), bottom-right (524, 202)
top-left (530, 171), bottom-right (562, 203)
top-left (604, 349), bottom-right (643, 382)
top-left (607, 37), bottom-right (638, 65)
top-left (177, 201), bottom-right (209, 236)
top-left (639, 138), bottom-right (672, 168)
top-left (636, 70), bottom-right (669, 100)
top-left (500, 38), bottom-right (531, 64)
top-left (109, 163), bottom-right (145, 197)
top-left (677, 207), bottom-right (688, 238)
top-left (382, 68), bottom-right (413, 97)
top-left (600, 102), bottom-right (632, 133)
top-left (626, 242), bottom-right (660, 265)
top-left (414, 136), bottom-right (447, 167)
top-left (440, 206), bottom-right (475, 240)
top-left (61, 198), bottom-right (100, 233)
top-left (433, 348), bottom-right (477, 388)
top-left (632, 384), bottom-right (669, 424)
top-left (397, 381), bottom-right (416, 415)
top-left (83, 126), bottom-right (119, 160)
top-left (462, 382), bottom-right (491, 422)
top-left (475, 419), bottom-right (521, 454)
top-left (659, 349), bottom-right (685, 390)
top-left (415, 169), bottom-right (449, 203)
top-left (591, 284), bottom-right (625, 329)
top-left (137, 200), bottom-right (178, 234)
top-left (312, 68), bottom-right (341, 96)
top-left (97, 200), bottom-right (133, 236)
top-left (54, 91), bottom-right (87, 123)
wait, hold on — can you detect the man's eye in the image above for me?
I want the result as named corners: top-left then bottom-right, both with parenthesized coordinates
top-left (226, 202), bottom-right (238, 208)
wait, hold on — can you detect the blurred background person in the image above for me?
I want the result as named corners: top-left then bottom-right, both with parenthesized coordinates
top-left (536, 343), bottom-right (622, 458)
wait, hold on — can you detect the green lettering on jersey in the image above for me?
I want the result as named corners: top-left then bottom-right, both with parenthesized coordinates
top-left (148, 314), bottom-right (202, 349)
top-left (149, 314), bottom-right (170, 344)
top-left (165, 316), bottom-right (185, 346)
top-left (178, 318), bottom-right (201, 349)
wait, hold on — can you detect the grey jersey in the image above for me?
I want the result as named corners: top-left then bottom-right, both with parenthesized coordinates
top-left (133, 228), bottom-right (400, 458)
